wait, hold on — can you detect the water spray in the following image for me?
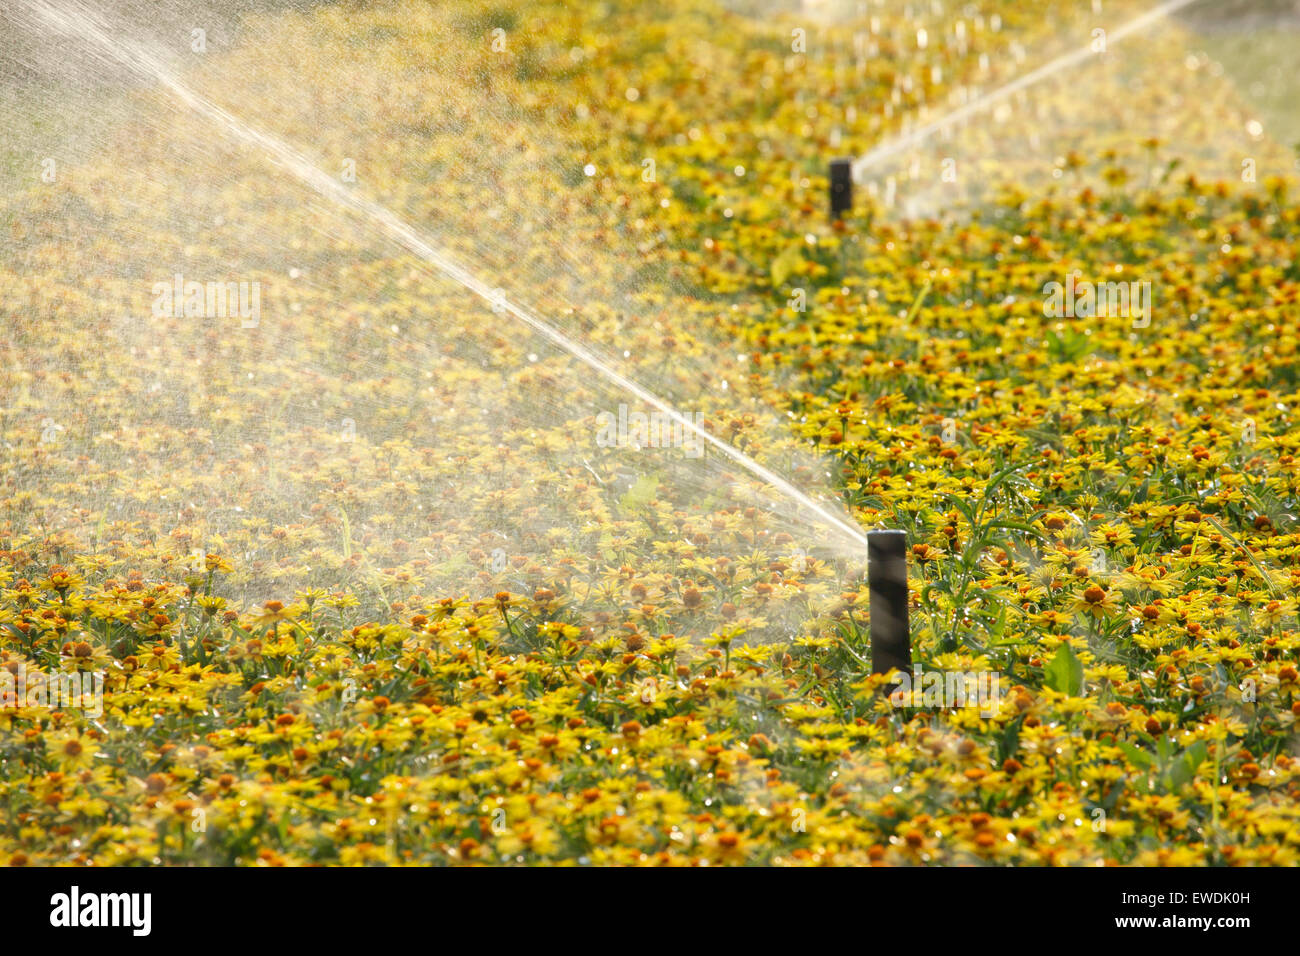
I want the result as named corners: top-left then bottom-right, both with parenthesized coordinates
top-left (19, 0), bottom-right (872, 557)
top-left (847, 0), bottom-right (1205, 183)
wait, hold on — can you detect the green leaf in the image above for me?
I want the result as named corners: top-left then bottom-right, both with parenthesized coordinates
top-left (1046, 328), bottom-right (1092, 363)
top-left (620, 474), bottom-right (660, 510)
top-left (998, 716), bottom-right (1023, 764)
top-left (1156, 735), bottom-right (1174, 763)
top-left (983, 519), bottom-right (1047, 542)
top-left (1118, 740), bottom-right (1153, 770)
top-left (1175, 741), bottom-right (1209, 790)
top-left (770, 241), bottom-right (804, 289)
top-left (1044, 644), bottom-right (1083, 696)
top-left (1167, 758), bottom-right (1193, 791)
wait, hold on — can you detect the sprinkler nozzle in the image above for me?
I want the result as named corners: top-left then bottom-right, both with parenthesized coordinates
top-left (867, 529), bottom-right (911, 677)
top-left (829, 158), bottom-right (853, 222)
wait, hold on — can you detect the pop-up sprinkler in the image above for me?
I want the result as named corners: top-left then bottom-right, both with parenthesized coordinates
top-left (867, 529), bottom-right (911, 677)
top-left (829, 157), bottom-right (853, 222)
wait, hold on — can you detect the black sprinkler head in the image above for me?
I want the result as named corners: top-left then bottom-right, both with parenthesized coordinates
top-left (829, 157), bottom-right (853, 222)
top-left (867, 529), bottom-right (911, 677)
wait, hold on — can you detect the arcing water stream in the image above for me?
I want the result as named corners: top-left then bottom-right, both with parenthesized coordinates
top-left (850, 0), bottom-right (1205, 180)
top-left (15, 0), bottom-right (872, 557)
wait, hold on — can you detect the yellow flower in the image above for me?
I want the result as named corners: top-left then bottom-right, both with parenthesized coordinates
top-left (1072, 584), bottom-right (1119, 619)
top-left (49, 731), bottom-right (96, 771)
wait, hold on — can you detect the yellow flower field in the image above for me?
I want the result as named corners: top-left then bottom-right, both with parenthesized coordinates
top-left (2, 0), bottom-right (1299, 865)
